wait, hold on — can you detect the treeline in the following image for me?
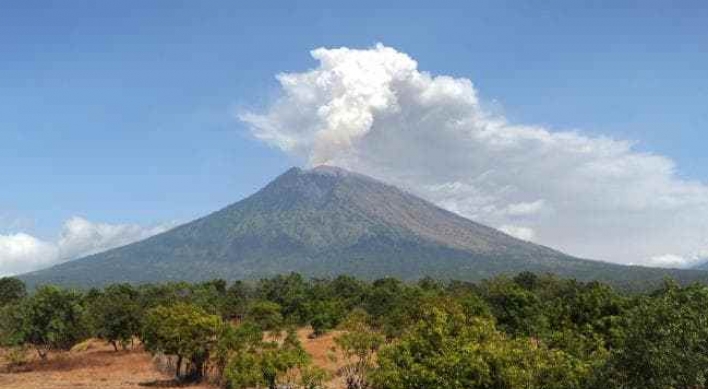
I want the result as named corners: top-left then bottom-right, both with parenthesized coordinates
top-left (1, 272), bottom-right (708, 389)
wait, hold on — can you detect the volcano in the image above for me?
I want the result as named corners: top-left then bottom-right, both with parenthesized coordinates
top-left (20, 166), bottom-right (708, 288)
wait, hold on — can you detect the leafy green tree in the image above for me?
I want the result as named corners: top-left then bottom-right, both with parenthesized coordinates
top-left (458, 292), bottom-right (493, 323)
top-left (307, 299), bottom-right (345, 336)
top-left (546, 280), bottom-right (627, 352)
top-left (0, 303), bottom-right (24, 347)
top-left (190, 279), bottom-right (229, 316)
top-left (137, 282), bottom-right (193, 311)
top-left (513, 271), bottom-right (540, 290)
top-left (334, 309), bottom-right (384, 389)
top-left (142, 303), bottom-right (222, 381)
top-left (10, 286), bottom-right (90, 359)
top-left (223, 280), bottom-right (253, 319)
top-left (213, 321), bottom-right (263, 381)
top-left (0, 277), bottom-right (26, 306)
top-left (481, 277), bottom-right (549, 337)
top-left (417, 276), bottom-right (444, 292)
top-left (224, 350), bottom-right (263, 388)
top-left (247, 300), bottom-right (284, 332)
top-left (90, 284), bottom-right (142, 351)
top-left (364, 278), bottom-right (404, 321)
top-left (224, 327), bottom-right (312, 389)
top-left (373, 307), bottom-right (590, 389)
top-left (256, 273), bottom-right (309, 323)
top-left (599, 282), bottom-right (708, 389)
top-left (329, 275), bottom-right (367, 308)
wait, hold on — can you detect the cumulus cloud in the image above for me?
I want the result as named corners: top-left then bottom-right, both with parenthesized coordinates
top-left (241, 43), bottom-right (708, 267)
top-left (0, 233), bottom-right (59, 277)
top-left (498, 225), bottom-right (536, 242)
top-left (0, 217), bottom-right (172, 276)
top-left (646, 254), bottom-right (693, 269)
top-left (646, 249), bottom-right (708, 269)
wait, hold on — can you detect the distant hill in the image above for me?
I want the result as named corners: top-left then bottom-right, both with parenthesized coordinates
top-left (19, 166), bottom-right (708, 288)
top-left (692, 260), bottom-right (708, 270)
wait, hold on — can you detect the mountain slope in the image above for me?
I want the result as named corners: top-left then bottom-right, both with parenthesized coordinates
top-left (692, 261), bottom-right (708, 270)
top-left (20, 166), bottom-right (708, 288)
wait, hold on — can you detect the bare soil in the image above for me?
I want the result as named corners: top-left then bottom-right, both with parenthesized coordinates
top-left (0, 329), bottom-right (342, 389)
top-left (0, 340), bottom-right (211, 389)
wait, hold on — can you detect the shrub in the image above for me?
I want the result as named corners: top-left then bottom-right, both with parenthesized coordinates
top-left (4, 345), bottom-right (29, 369)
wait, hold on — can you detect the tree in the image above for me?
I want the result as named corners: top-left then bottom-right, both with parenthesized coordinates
top-left (458, 292), bottom-right (493, 324)
top-left (329, 275), bottom-right (366, 308)
top-left (142, 303), bottom-right (222, 381)
top-left (191, 279), bottom-right (229, 316)
top-left (247, 300), bottom-right (284, 333)
top-left (0, 277), bottom-right (26, 306)
top-left (513, 271), bottom-right (540, 290)
top-left (90, 284), bottom-right (142, 351)
top-left (11, 286), bottom-right (90, 359)
top-left (373, 307), bottom-right (590, 389)
top-left (599, 283), bottom-right (708, 389)
top-left (334, 309), bottom-right (384, 389)
top-left (224, 327), bottom-right (312, 389)
top-left (223, 280), bottom-right (253, 320)
top-left (256, 273), bottom-right (310, 323)
top-left (546, 280), bottom-right (627, 353)
top-left (481, 277), bottom-right (548, 337)
top-left (213, 321), bottom-right (263, 382)
top-left (307, 299), bottom-right (345, 337)
top-left (364, 278), bottom-right (404, 321)
top-left (0, 303), bottom-right (24, 347)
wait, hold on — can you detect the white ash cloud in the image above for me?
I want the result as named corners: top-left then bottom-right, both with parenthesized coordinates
top-left (241, 43), bottom-right (708, 267)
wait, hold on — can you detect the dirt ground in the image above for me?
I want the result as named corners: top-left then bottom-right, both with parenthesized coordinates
top-left (0, 329), bottom-right (342, 389)
top-left (0, 339), bottom-right (212, 389)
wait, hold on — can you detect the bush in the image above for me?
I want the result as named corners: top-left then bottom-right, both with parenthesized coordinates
top-left (4, 345), bottom-right (29, 369)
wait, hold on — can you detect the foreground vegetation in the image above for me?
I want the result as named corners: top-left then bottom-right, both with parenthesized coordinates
top-left (2, 272), bottom-right (708, 389)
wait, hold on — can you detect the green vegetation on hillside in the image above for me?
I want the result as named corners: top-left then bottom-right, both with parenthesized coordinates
top-left (3, 272), bottom-right (708, 388)
top-left (19, 167), bottom-right (708, 289)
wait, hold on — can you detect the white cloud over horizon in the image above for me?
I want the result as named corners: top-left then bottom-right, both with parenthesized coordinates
top-left (498, 225), bottom-right (536, 242)
top-left (0, 217), bottom-right (172, 277)
top-left (241, 43), bottom-right (708, 268)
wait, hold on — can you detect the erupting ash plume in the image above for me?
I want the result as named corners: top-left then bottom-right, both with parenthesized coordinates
top-left (241, 43), bottom-right (708, 267)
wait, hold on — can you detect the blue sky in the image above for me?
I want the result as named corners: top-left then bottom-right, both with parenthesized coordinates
top-left (1, 1), bottom-right (707, 273)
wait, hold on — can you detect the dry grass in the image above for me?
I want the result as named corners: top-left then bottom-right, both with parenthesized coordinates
top-left (0, 329), bottom-right (345, 389)
top-left (0, 340), bottom-right (212, 389)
